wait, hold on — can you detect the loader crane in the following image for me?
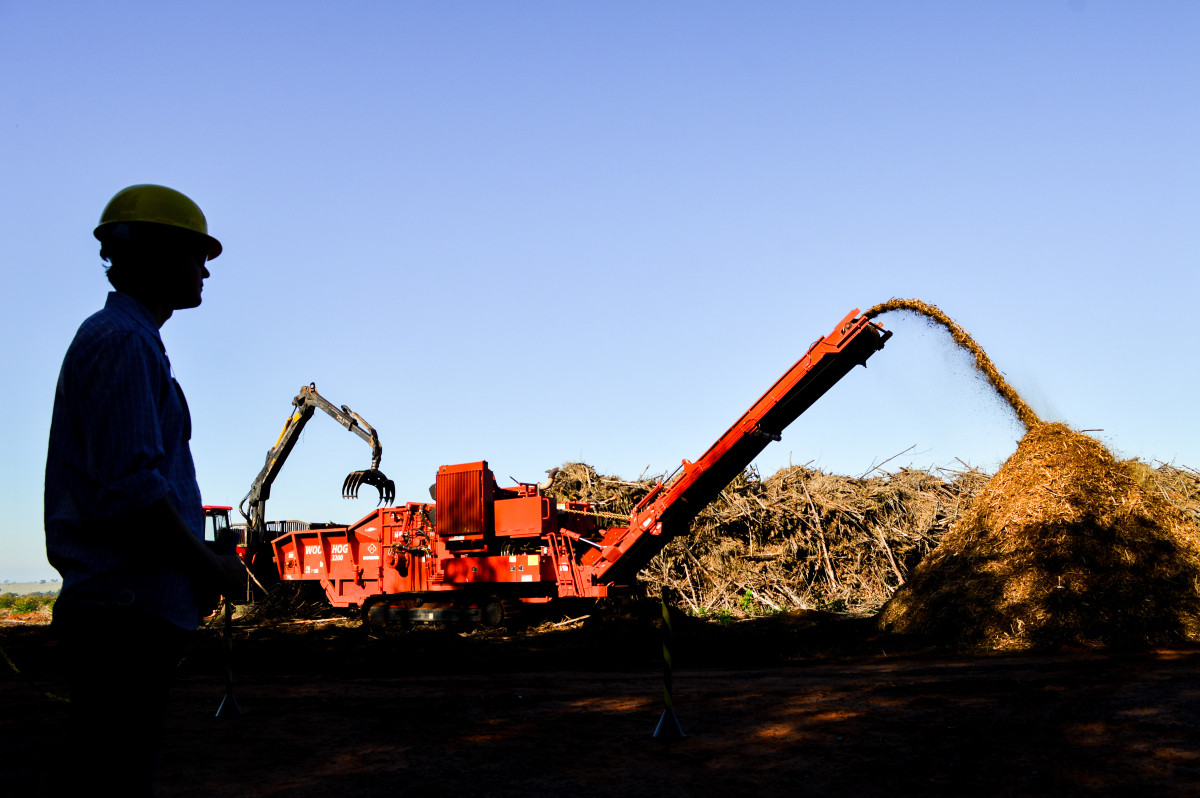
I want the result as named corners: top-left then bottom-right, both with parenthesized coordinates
top-left (238, 383), bottom-right (395, 593)
top-left (270, 310), bottom-right (890, 626)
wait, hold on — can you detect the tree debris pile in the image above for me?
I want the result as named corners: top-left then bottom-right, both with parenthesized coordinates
top-left (546, 461), bottom-right (988, 614)
top-left (544, 462), bottom-right (656, 518)
top-left (235, 582), bottom-right (338, 625)
top-left (877, 423), bottom-right (1200, 650)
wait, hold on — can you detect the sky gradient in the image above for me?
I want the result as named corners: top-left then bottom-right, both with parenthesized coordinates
top-left (3, 2), bottom-right (1198, 580)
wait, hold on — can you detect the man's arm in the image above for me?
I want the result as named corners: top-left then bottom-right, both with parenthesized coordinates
top-left (116, 496), bottom-right (246, 596)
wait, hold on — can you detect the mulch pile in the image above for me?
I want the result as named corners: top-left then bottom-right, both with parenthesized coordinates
top-left (866, 299), bottom-right (1200, 649)
top-left (877, 422), bottom-right (1200, 649)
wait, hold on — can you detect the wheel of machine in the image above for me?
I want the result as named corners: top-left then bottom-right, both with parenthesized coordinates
top-left (360, 595), bottom-right (395, 637)
top-left (360, 595), bottom-right (382, 629)
top-left (361, 595), bottom-right (413, 635)
top-left (481, 599), bottom-right (505, 628)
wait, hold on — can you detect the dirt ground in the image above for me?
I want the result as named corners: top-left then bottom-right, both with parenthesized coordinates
top-left (3, 610), bottom-right (1199, 797)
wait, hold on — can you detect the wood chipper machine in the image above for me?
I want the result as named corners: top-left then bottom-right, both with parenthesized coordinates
top-left (268, 309), bottom-right (891, 626)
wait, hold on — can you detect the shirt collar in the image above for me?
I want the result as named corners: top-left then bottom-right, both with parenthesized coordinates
top-left (105, 291), bottom-right (165, 347)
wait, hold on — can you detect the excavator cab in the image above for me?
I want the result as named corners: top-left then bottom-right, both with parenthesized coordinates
top-left (203, 505), bottom-right (240, 560)
top-left (203, 505), bottom-right (233, 543)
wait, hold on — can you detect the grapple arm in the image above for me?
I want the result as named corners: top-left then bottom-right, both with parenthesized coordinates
top-left (239, 383), bottom-right (395, 550)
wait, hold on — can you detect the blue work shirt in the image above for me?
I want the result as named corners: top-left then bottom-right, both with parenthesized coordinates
top-left (45, 291), bottom-right (205, 630)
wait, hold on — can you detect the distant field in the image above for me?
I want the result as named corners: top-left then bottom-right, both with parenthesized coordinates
top-left (1, 582), bottom-right (60, 596)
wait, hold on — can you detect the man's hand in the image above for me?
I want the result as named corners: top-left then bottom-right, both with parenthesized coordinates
top-left (117, 496), bottom-right (250, 605)
top-left (197, 552), bottom-right (247, 617)
top-left (208, 552), bottom-right (247, 598)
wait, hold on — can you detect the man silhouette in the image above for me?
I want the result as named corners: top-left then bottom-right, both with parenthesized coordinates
top-left (45, 184), bottom-right (243, 796)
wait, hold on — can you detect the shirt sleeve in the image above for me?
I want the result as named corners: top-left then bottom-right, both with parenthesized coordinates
top-left (66, 329), bottom-right (172, 517)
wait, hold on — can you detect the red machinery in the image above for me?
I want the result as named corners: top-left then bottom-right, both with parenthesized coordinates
top-left (272, 310), bottom-right (890, 625)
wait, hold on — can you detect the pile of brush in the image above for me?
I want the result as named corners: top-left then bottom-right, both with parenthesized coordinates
top-left (546, 460), bottom-right (988, 614)
top-left (543, 461), bottom-right (657, 518)
top-left (235, 582), bottom-right (338, 625)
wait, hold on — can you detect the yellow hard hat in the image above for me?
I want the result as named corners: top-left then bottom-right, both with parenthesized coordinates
top-left (94, 184), bottom-right (222, 260)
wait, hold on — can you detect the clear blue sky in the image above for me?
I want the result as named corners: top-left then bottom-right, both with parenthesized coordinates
top-left (3, 2), bottom-right (1198, 580)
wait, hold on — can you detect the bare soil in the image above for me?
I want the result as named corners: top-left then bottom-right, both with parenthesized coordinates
top-left (3, 611), bottom-right (1199, 797)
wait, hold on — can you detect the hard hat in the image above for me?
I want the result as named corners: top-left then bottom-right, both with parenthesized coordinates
top-left (94, 184), bottom-right (222, 260)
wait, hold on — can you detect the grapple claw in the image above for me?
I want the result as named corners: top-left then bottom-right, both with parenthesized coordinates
top-left (343, 469), bottom-right (396, 506)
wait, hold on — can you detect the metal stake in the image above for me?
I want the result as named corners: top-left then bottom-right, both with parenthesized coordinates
top-left (653, 586), bottom-right (684, 739)
top-left (215, 599), bottom-right (240, 718)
